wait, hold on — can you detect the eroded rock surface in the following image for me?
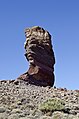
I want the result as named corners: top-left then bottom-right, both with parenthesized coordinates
top-left (18, 26), bottom-right (55, 86)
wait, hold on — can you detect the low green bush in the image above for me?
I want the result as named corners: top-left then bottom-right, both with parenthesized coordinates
top-left (39, 98), bottom-right (65, 113)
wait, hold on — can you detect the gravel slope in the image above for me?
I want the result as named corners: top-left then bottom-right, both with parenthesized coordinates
top-left (0, 80), bottom-right (79, 119)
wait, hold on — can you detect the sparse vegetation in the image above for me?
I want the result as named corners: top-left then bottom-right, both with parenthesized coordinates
top-left (39, 98), bottom-right (65, 113)
top-left (0, 81), bottom-right (79, 119)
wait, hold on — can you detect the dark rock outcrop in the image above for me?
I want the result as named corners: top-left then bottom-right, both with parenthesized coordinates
top-left (18, 26), bottom-right (55, 86)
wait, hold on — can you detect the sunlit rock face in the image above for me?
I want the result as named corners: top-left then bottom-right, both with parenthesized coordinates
top-left (18, 26), bottom-right (55, 86)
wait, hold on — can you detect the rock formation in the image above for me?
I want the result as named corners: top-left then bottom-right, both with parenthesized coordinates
top-left (18, 26), bottom-right (55, 86)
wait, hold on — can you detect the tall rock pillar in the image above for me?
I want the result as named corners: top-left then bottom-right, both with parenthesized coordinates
top-left (18, 26), bottom-right (55, 86)
top-left (24, 26), bottom-right (55, 86)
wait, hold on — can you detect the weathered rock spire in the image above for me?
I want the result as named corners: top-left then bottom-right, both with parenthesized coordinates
top-left (18, 26), bottom-right (55, 86)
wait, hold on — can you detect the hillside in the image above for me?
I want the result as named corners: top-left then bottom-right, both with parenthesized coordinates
top-left (0, 80), bottom-right (79, 119)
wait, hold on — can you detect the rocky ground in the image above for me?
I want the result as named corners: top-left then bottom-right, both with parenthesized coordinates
top-left (0, 80), bottom-right (79, 119)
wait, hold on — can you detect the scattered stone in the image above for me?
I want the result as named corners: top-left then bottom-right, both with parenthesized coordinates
top-left (0, 106), bottom-right (6, 113)
top-left (0, 80), bottom-right (79, 119)
top-left (8, 114), bottom-right (19, 119)
top-left (0, 113), bottom-right (8, 119)
top-left (11, 108), bottom-right (22, 114)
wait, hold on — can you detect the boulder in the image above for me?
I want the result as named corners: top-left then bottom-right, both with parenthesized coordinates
top-left (18, 26), bottom-right (55, 86)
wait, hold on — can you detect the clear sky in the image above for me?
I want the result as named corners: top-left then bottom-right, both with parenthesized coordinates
top-left (0, 0), bottom-right (79, 90)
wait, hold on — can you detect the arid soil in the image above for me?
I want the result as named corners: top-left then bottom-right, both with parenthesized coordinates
top-left (0, 80), bottom-right (79, 119)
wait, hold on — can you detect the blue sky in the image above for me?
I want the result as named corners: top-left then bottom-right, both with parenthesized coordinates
top-left (0, 0), bottom-right (79, 89)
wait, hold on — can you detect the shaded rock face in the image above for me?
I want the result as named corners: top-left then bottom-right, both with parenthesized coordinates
top-left (18, 26), bottom-right (55, 86)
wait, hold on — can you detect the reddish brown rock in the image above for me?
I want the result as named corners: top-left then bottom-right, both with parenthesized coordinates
top-left (17, 26), bottom-right (55, 86)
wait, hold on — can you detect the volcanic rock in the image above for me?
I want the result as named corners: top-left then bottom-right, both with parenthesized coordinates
top-left (0, 80), bottom-right (79, 119)
top-left (18, 26), bottom-right (55, 86)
